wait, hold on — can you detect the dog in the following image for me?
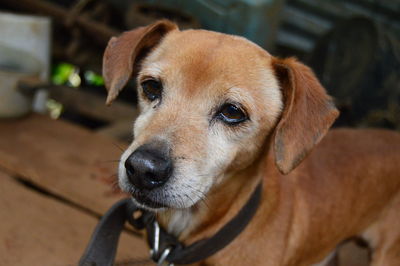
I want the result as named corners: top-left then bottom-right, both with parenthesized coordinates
top-left (102, 20), bottom-right (400, 265)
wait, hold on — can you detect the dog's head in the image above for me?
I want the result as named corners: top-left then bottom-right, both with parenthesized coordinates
top-left (103, 21), bottom-right (338, 210)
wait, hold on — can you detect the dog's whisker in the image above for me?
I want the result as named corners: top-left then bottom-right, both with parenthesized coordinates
top-left (112, 142), bottom-right (125, 152)
top-left (175, 194), bottom-right (182, 209)
top-left (191, 190), bottom-right (211, 210)
top-left (184, 183), bottom-right (209, 200)
top-left (178, 194), bottom-right (186, 209)
top-left (108, 173), bottom-right (118, 180)
top-left (98, 159), bottom-right (121, 164)
top-left (180, 183), bottom-right (211, 210)
top-left (199, 198), bottom-right (211, 210)
top-left (110, 179), bottom-right (120, 191)
top-left (173, 156), bottom-right (188, 161)
top-left (184, 192), bottom-right (196, 207)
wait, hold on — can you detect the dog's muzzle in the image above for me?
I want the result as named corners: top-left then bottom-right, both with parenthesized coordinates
top-left (124, 143), bottom-right (173, 190)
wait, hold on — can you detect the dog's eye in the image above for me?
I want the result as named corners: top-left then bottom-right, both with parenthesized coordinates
top-left (141, 79), bottom-right (162, 101)
top-left (218, 103), bottom-right (247, 125)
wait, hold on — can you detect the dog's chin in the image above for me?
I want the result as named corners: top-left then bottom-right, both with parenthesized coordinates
top-left (119, 174), bottom-right (206, 211)
top-left (130, 190), bottom-right (168, 211)
top-left (130, 196), bottom-right (168, 212)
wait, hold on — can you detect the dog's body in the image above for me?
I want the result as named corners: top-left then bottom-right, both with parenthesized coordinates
top-left (182, 128), bottom-right (400, 266)
top-left (103, 21), bottom-right (400, 265)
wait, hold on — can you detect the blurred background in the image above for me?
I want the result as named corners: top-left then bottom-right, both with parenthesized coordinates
top-left (0, 0), bottom-right (399, 141)
top-left (0, 0), bottom-right (399, 265)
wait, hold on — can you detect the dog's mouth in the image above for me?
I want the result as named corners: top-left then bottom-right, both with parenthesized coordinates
top-left (131, 190), bottom-right (168, 209)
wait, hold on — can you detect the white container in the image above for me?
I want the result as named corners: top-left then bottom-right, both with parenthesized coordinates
top-left (0, 12), bottom-right (51, 117)
top-left (0, 12), bottom-right (51, 80)
top-left (0, 45), bottom-right (42, 118)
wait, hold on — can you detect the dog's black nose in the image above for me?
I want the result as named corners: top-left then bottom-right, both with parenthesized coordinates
top-left (125, 146), bottom-right (172, 190)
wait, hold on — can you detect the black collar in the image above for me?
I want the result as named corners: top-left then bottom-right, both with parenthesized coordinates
top-left (79, 183), bottom-right (262, 266)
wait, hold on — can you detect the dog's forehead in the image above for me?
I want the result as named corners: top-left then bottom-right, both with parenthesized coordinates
top-left (159, 29), bottom-right (270, 58)
top-left (141, 29), bottom-right (276, 92)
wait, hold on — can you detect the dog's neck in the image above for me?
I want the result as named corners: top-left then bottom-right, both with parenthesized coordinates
top-left (157, 159), bottom-right (266, 246)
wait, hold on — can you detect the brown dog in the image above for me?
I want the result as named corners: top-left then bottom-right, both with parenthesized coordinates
top-left (103, 20), bottom-right (400, 265)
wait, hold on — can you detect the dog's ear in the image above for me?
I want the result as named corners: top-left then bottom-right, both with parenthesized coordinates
top-left (271, 57), bottom-right (339, 175)
top-left (103, 20), bottom-right (178, 105)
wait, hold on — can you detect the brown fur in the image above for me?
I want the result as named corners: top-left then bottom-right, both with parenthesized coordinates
top-left (103, 21), bottom-right (400, 265)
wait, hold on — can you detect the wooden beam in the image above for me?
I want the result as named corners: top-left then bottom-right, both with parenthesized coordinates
top-left (48, 85), bottom-right (139, 123)
top-left (1, 0), bottom-right (119, 45)
top-left (0, 114), bottom-right (127, 216)
top-left (96, 118), bottom-right (134, 141)
top-left (0, 171), bottom-right (149, 265)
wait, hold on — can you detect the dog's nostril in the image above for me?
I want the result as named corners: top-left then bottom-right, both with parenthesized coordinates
top-left (124, 159), bottom-right (135, 176)
top-left (126, 167), bottom-right (134, 177)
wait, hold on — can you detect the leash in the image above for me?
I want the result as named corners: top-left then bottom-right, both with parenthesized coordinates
top-left (79, 183), bottom-right (262, 266)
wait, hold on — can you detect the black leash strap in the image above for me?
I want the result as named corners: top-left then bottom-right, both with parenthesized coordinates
top-left (79, 198), bottom-right (149, 266)
top-left (79, 183), bottom-right (262, 266)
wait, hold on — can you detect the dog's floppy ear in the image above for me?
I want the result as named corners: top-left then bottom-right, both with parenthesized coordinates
top-left (103, 20), bottom-right (178, 105)
top-left (272, 57), bottom-right (339, 175)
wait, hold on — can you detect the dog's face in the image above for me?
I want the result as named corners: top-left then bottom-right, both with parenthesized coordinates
top-left (119, 30), bottom-right (283, 209)
top-left (103, 21), bottom-right (338, 211)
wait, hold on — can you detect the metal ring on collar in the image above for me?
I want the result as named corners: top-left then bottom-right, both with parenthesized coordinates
top-left (157, 247), bottom-right (173, 266)
top-left (150, 220), bottom-right (160, 258)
